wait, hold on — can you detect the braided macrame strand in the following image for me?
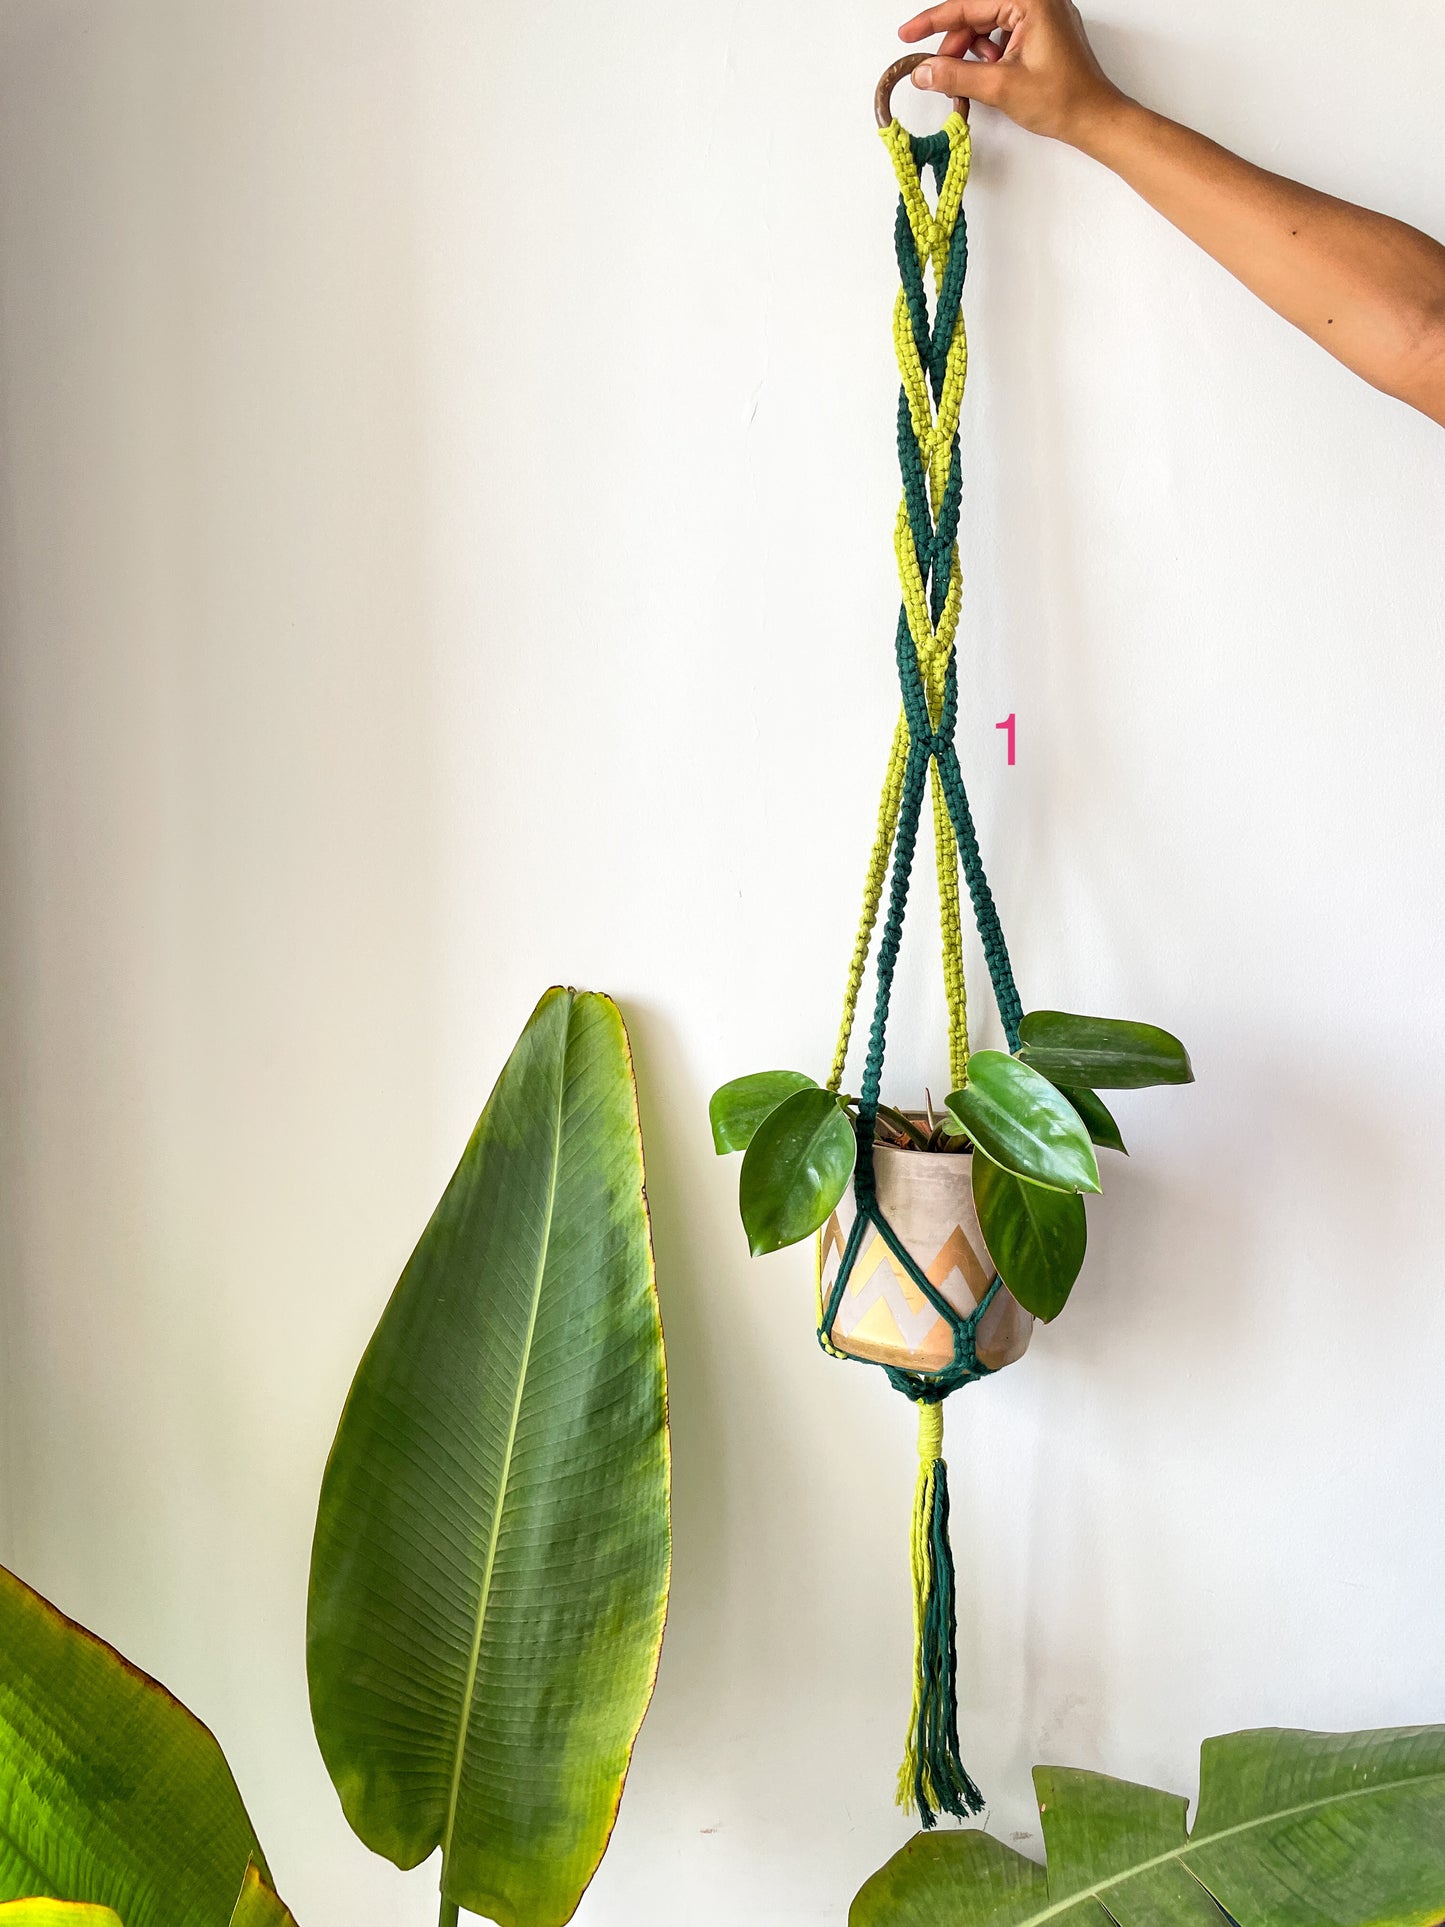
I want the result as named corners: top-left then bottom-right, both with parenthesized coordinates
top-left (829, 115), bottom-right (1021, 1098)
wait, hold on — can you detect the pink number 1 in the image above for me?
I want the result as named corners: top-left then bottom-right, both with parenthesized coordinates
top-left (995, 712), bottom-right (1016, 766)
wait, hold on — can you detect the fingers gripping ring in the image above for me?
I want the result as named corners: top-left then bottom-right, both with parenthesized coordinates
top-left (874, 52), bottom-right (968, 129)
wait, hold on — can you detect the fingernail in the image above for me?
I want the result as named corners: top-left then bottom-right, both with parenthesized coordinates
top-left (913, 62), bottom-right (933, 86)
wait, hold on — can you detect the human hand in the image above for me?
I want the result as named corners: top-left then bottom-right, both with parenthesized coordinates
top-left (897, 0), bottom-right (1129, 149)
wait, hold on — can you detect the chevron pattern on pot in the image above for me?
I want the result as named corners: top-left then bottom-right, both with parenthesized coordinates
top-left (822, 1208), bottom-right (994, 1370)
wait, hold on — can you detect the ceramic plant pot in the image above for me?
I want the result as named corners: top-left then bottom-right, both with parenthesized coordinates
top-left (820, 1144), bottom-right (1033, 1376)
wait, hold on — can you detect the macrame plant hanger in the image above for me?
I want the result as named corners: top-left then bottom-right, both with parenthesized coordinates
top-left (818, 61), bottom-right (1023, 1830)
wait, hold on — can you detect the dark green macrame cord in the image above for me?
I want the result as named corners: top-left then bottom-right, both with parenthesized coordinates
top-left (818, 129), bottom-right (1023, 1829)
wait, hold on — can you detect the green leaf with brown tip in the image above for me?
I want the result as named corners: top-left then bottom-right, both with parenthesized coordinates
top-left (0, 1563), bottom-right (269, 1925)
top-left (307, 987), bottom-right (670, 1927)
top-left (228, 1864), bottom-right (298, 1927)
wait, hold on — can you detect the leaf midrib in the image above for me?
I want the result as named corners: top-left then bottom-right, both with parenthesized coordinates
top-left (438, 1032), bottom-right (568, 1879)
top-left (1017, 1767), bottom-right (1445, 1925)
top-left (0, 1820), bottom-right (69, 1894)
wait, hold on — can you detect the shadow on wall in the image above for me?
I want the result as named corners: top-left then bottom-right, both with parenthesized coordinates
top-left (626, 999), bottom-right (738, 1721)
top-left (624, 999), bottom-right (868, 1817)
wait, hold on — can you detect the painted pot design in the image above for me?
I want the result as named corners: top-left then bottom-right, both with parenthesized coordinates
top-left (820, 1144), bottom-right (1033, 1376)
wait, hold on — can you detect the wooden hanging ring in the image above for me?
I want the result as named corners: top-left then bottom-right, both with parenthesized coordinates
top-left (874, 52), bottom-right (968, 130)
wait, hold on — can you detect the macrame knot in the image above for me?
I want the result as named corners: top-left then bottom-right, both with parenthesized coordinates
top-left (851, 1144), bottom-right (878, 1212)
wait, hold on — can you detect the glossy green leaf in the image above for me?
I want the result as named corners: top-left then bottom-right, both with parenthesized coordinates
top-left (0, 1905), bottom-right (124, 1925)
top-left (307, 987), bottom-right (670, 1927)
top-left (850, 1724), bottom-right (1445, 1926)
top-left (0, 1562), bottom-right (270, 1926)
top-left (709, 1069), bottom-right (817, 1154)
top-left (1017, 1011), bottom-right (1193, 1090)
top-left (738, 1086), bottom-right (857, 1256)
top-left (971, 1150), bottom-right (1087, 1322)
top-left (228, 1867), bottom-right (297, 1927)
top-left (945, 1053), bottom-right (1100, 1195)
top-left (1057, 1086), bottom-right (1127, 1156)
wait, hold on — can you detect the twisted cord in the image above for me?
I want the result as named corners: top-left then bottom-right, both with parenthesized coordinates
top-left (830, 115), bottom-right (1019, 1091)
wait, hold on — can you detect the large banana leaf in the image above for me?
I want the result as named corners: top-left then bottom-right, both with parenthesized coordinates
top-left (850, 1725), bottom-right (1445, 1926)
top-left (0, 1563), bottom-right (272, 1927)
top-left (307, 986), bottom-right (671, 1927)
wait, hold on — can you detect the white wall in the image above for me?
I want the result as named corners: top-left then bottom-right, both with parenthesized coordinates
top-left (1, 3), bottom-right (1443, 1922)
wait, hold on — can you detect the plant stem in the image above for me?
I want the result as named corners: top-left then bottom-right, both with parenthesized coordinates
top-left (875, 1103), bottom-right (931, 1150)
top-left (439, 1898), bottom-right (460, 1927)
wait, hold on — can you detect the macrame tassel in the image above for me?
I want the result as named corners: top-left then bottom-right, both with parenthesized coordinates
top-left (898, 1399), bottom-right (984, 1828)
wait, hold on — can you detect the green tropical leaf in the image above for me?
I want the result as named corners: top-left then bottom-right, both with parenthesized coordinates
top-left (709, 1069), bottom-right (817, 1154)
top-left (971, 1150), bottom-right (1087, 1322)
top-left (0, 1905), bottom-right (124, 1925)
top-left (850, 1724), bottom-right (1445, 1926)
top-left (945, 1053), bottom-right (1101, 1195)
top-left (1056, 1085), bottom-right (1127, 1156)
top-left (0, 1562), bottom-right (270, 1926)
top-left (1017, 1011), bottom-right (1193, 1090)
top-left (738, 1086), bottom-right (857, 1255)
top-left (228, 1866), bottom-right (297, 1927)
top-left (851, 1833), bottom-right (1046, 1926)
top-left (307, 986), bottom-right (670, 1927)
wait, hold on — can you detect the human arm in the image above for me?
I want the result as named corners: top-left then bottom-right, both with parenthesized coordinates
top-left (899, 0), bottom-right (1445, 427)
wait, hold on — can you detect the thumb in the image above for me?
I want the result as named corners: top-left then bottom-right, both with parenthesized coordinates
top-left (912, 55), bottom-right (1007, 107)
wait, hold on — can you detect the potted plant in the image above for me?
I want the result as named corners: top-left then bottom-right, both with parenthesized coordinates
top-left (711, 1010), bottom-right (1193, 1366)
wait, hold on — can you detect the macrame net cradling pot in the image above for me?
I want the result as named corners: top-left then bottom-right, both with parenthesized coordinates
top-left (821, 1144), bottom-right (1032, 1379)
